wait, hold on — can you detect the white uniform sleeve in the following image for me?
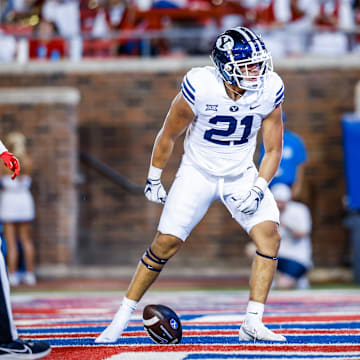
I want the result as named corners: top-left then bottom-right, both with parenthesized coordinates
top-left (263, 72), bottom-right (285, 117)
top-left (181, 68), bottom-right (201, 116)
top-left (274, 76), bottom-right (285, 109)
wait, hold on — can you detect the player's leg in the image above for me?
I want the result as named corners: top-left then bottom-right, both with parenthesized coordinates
top-left (248, 221), bottom-right (280, 304)
top-left (126, 233), bottom-right (182, 301)
top-left (18, 222), bottom-right (36, 285)
top-left (96, 161), bottom-right (217, 343)
top-left (0, 236), bottom-right (51, 358)
top-left (223, 173), bottom-right (286, 342)
top-left (239, 221), bottom-right (286, 341)
top-left (0, 236), bottom-right (18, 343)
top-left (95, 232), bottom-right (182, 343)
top-left (2, 223), bottom-right (20, 286)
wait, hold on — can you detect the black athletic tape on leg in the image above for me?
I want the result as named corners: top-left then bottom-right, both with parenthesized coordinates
top-left (147, 247), bottom-right (168, 264)
top-left (256, 250), bottom-right (278, 260)
top-left (140, 258), bottom-right (162, 272)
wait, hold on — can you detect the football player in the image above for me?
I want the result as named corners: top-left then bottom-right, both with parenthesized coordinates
top-left (96, 26), bottom-right (286, 343)
top-left (0, 141), bottom-right (51, 359)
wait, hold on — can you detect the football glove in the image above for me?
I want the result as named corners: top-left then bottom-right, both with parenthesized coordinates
top-left (144, 165), bottom-right (167, 204)
top-left (0, 151), bottom-right (20, 179)
top-left (230, 177), bottom-right (267, 215)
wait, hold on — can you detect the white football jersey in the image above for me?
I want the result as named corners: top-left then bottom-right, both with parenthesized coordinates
top-left (181, 66), bottom-right (284, 177)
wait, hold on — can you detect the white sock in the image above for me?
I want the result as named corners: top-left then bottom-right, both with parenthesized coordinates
top-left (111, 296), bottom-right (138, 327)
top-left (245, 300), bottom-right (264, 324)
top-left (121, 297), bottom-right (138, 313)
top-left (95, 296), bottom-right (138, 343)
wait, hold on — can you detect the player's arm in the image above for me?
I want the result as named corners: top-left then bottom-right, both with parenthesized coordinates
top-left (230, 105), bottom-right (283, 215)
top-left (258, 105), bottom-right (283, 183)
top-left (151, 92), bottom-right (195, 169)
top-left (144, 92), bottom-right (195, 204)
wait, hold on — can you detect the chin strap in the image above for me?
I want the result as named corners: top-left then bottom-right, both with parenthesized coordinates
top-left (256, 250), bottom-right (278, 261)
top-left (224, 81), bottom-right (244, 97)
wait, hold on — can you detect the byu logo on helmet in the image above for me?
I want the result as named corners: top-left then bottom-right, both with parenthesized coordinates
top-left (216, 35), bottom-right (234, 51)
top-left (170, 318), bottom-right (178, 330)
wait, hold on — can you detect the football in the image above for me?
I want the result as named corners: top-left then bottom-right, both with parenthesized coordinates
top-left (143, 304), bottom-right (182, 344)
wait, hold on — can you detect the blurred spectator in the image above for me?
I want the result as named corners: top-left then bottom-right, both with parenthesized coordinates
top-left (0, 29), bottom-right (17, 62)
top-left (308, 0), bottom-right (354, 55)
top-left (134, 0), bottom-right (152, 10)
top-left (42, 0), bottom-right (80, 37)
top-left (354, 0), bottom-right (360, 51)
top-left (0, 0), bottom-right (43, 24)
top-left (258, 112), bottom-right (307, 200)
top-left (42, 0), bottom-right (81, 59)
top-left (153, 0), bottom-right (186, 8)
top-left (0, 132), bottom-right (36, 286)
top-left (29, 19), bottom-right (66, 60)
top-left (80, 0), bottom-right (145, 56)
top-left (217, 0), bottom-right (256, 30)
top-left (84, 0), bottom-right (131, 37)
top-left (284, 0), bottom-right (319, 55)
top-left (251, 0), bottom-right (292, 58)
top-left (271, 183), bottom-right (312, 289)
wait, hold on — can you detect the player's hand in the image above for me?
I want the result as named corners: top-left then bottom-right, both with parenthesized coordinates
top-left (144, 178), bottom-right (167, 204)
top-left (0, 151), bottom-right (20, 179)
top-left (230, 177), bottom-right (267, 215)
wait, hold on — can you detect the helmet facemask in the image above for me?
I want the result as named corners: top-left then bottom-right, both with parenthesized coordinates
top-left (223, 49), bottom-right (273, 90)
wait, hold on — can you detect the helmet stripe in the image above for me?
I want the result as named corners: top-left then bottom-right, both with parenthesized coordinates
top-left (239, 27), bottom-right (261, 52)
top-left (244, 27), bottom-right (264, 52)
top-left (232, 27), bottom-right (257, 53)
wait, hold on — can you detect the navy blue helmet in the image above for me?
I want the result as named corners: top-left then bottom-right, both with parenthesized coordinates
top-left (211, 27), bottom-right (273, 90)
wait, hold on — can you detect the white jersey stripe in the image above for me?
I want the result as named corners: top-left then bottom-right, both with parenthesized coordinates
top-left (183, 81), bottom-right (195, 101)
top-left (181, 87), bottom-right (194, 105)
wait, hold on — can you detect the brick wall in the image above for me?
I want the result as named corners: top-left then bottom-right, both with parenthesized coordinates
top-left (0, 58), bottom-right (358, 271)
top-left (0, 88), bottom-right (79, 265)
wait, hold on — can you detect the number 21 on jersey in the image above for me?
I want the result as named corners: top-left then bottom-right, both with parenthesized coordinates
top-left (204, 115), bottom-right (253, 145)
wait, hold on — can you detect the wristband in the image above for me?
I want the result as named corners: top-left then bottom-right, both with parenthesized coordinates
top-left (148, 165), bottom-right (163, 180)
top-left (254, 177), bottom-right (268, 193)
top-left (0, 141), bottom-right (8, 155)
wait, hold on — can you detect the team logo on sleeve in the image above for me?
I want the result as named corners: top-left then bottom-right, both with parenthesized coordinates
top-left (216, 35), bottom-right (234, 51)
top-left (206, 104), bottom-right (218, 111)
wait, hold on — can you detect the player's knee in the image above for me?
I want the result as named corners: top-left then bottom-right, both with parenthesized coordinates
top-left (152, 233), bottom-right (183, 259)
top-left (255, 227), bottom-right (281, 256)
top-left (271, 229), bottom-right (281, 252)
top-left (140, 234), bottom-right (182, 273)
